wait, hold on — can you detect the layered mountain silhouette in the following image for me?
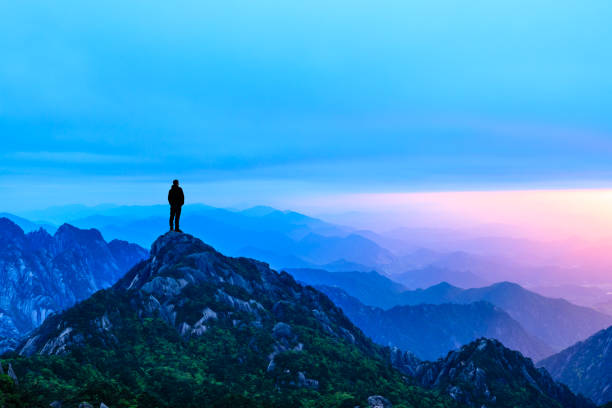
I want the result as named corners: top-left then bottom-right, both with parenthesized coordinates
top-left (539, 325), bottom-right (612, 405)
top-left (288, 267), bottom-right (612, 353)
top-left (395, 282), bottom-right (612, 351)
top-left (65, 205), bottom-right (393, 269)
top-left (1, 231), bottom-right (594, 408)
top-left (287, 268), bottom-right (407, 309)
top-left (392, 265), bottom-right (489, 290)
top-left (397, 338), bottom-right (595, 408)
top-left (5, 232), bottom-right (454, 407)
top-left (15, 205), bottom-right (601, 289)
top-left (0, 213), bottom-right (57, 235)
top-left (0, 218), bottom-right (148, 352)
top-left (318, 285), bottom-right (553, 361)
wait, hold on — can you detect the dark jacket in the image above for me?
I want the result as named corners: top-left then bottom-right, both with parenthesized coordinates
top-left (168, 185), bottom-right (184, 207)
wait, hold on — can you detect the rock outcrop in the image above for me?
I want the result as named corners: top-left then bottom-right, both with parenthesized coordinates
top-left (539, 325), bottom-right (612, 405)
top-left (401, 338), bottom-right (595, 408)
top-left (6, 231), bottom-right (598, 408)
top-left (10, 232), bottom-right (437, 407)
top-left (368, 395), bottom-right (392, 408)
top-left (0, 218), bottom-right (148, 353)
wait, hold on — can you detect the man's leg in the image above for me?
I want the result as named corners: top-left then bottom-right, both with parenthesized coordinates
top-left (169, 206), bottom-right (175, 230)
top-left (175, 206), bottom-right (182, 231)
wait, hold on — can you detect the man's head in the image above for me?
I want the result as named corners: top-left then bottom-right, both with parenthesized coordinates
top-left (173, 179), bottom-right (179, 186)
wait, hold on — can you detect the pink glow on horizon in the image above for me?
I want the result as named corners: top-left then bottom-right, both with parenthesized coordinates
top-left (298, 189), bottom-right (612, 242)
top-left (292, 189), bottom-right (612, 283)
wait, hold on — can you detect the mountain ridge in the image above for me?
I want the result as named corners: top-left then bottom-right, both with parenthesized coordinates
top-left (404, 338), bottom-right (595, 408)
top-left (287, 268), bottom-right (407, 309)
top-left (1, 231), bottom-right (597, 408)
top-left (6, 231), bottom-right (457, 407)
top-left (0, 217), bottom-right (148, 353)
top-left (539, 325), bottom-right (612, 405)
top-left (318, 285), bottom-right (554, 361)
top-left (287, 265), bottom-right (611, 353)
top-left (395, 281), bottom-right (612, 351)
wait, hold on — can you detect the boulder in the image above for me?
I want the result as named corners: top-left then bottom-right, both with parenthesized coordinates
top-left (297, 371), bottom-right (319, 390)
top-left (367, 395), bottom-right (392, 408)
top-left (7, 363), bottom-right (18, 385)
top-left (272, 322), bottom-right (293, 339)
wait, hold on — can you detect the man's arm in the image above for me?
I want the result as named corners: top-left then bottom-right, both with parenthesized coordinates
top-left (179, 188), bottom-right (185, 206)
top-left (168, 190), bottom-right (172, 204)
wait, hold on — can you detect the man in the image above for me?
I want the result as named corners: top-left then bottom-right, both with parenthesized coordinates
top-left (168, 179), bottom-right (184, 232)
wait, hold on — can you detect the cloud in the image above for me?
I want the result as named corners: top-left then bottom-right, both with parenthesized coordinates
top-left (5, 151), bottom-right (152, 164)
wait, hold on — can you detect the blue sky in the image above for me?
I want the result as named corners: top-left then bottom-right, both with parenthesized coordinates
top-left (1, 0), bottom-right (612, 211)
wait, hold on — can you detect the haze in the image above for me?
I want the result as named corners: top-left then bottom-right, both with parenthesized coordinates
top-left (1, 1), bottom-right (612, 281)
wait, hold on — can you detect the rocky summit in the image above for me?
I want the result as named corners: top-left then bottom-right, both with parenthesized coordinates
top-left (540, 325), bottom-right (612, 405)
top-left (0, 218), bottom-right (148, 353)
top-left (402, 338), bottom-right (595, 408)
top-left (4, 231), bottom-right (456, 407)
top-left (0, 231), bottom-right (598, 408)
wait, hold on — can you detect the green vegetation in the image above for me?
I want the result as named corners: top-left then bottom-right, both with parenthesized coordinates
top-left (1, 303), bottom-right (455, 408)
top-left (0, 373), bottom-right (23, 408)
top-left (0, 231), bottom-right (596, 408)
top-left (417, 339), bottom-right (594, 408)
top-left (0, 230), bottom-right (459, 408)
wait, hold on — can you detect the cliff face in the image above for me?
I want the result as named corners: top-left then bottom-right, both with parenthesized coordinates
top-left (4, 230), bottom-right (598, 408)
top-left (0, 218), bottom-right (148, 352)
top-left (18, 231), bottom-right (375, 357)
top-left (9, 231), bottom-right (456, 408)
top-left (401, 338), bottom-right (595, 408)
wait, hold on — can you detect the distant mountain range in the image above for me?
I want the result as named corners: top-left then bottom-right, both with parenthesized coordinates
top-left (392, 265), bottom-right (490, 289)
top-left (287, 268), bottom-right (407, 309)
top-left (530, 284), bottom-right (612, 312)
top-left (10, 204), bottom-right (607, 289)
top-left (0, 231), bottom-right (595, 408)
top-left (0, 217), bottom-right (148, 353)
top-left (540, 325), bottom-right (612, 405)
top-left (288, 267), bottom-right (612, 351)
top-left (394, 282), bottom-right (612, 351)
top-left (318, 285), bottom-right (553, 361)
top-left (2, 208), bottom-right (609, 407)
top-left (596, 298), bottom-right (612, 316)
top-left (4, 232), bottom-right (456, 408)
top-left (0, 213), bottom-right (57, 234)
top-left (61, 205), bottom-right (400, 271)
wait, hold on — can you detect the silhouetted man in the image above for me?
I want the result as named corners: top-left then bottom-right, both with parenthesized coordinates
top-left (168, 179), bottom-right (184, 232)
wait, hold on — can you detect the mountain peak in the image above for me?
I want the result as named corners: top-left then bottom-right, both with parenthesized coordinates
top-left (150, 231), bottom-right (215, 259)
top-left (0, 217), bottom-right (25, 241)
top-left (424, 281), bottom-right (460, 294)
top-left (431, 281), bottom-right (455, 289)
top-left (240, 205), bottom-right (278, 217)
top-left (12, 230), bottom-right (444, 407)
top-left (491, 281), bottom-right (523, 290)
top-left (412, 337), bottom-right (595, 408)
top-left (0, 221), bottom-right (148, 344)
top-left (54, 223), bottom-right (105, 244)
top-left (540, 325), bottom-right (612, 405)
top-left (117, 231), bottom-right (274, 295)
top-left (26, 228), bottom-right (53, 251)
